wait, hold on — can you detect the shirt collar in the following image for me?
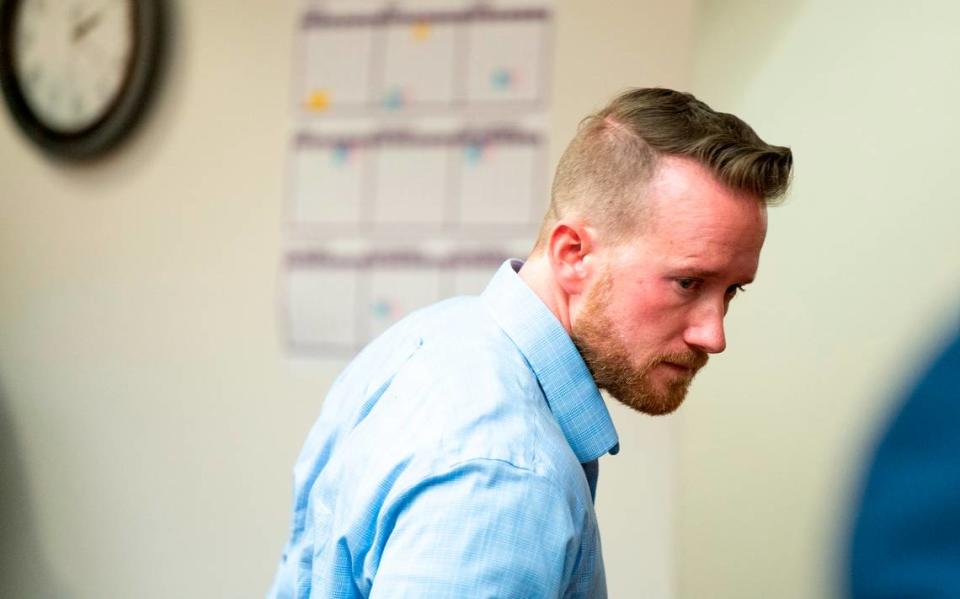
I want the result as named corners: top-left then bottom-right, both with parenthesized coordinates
top-left (481, 259), bottom-right (619, 463)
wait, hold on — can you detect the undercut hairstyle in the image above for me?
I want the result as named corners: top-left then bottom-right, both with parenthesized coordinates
top-left (534, 87), bottom-right (793, 249)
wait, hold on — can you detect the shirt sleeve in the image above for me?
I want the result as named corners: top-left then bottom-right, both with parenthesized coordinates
top-left (368, 457), bottom-right (581, 598)
top-left (848, 333), bottom-right (960, 598)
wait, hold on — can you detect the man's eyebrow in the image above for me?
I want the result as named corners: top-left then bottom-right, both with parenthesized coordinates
top-left (672, 267), bottom-right (755, 284)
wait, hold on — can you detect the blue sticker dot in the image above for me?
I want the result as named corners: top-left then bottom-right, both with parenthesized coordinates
top-left (491, 69), bottom-right (511, 90)
top-left (383, 89), bottom-right (404, 110)
top-left (372, 300), bottom-right (391, 319)
top-left (332, 143), bottom-right (350, 164)
top-left (465, 144), bottom-right (483, 165)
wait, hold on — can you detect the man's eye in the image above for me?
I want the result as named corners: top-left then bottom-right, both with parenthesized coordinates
top-left (676, 278), bottom-right (701, 291)
top-left (726, 284), bottom-right (747, 298)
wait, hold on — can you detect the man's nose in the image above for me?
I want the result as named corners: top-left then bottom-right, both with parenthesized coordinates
top-left (684, 304), bottom-right (727, 354)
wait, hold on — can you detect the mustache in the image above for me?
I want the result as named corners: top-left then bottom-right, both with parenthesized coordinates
top-left (655, 351), bottom-right (709, 371)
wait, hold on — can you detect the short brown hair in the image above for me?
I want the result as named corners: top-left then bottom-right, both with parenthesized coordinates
top-left (535, 87), bottom-right (793, 248)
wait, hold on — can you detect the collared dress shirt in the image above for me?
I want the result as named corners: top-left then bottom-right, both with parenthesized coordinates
top-left (268, 260), bottom-right (620, 598)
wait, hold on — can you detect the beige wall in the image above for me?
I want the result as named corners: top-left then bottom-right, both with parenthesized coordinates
top-left (0, 2), bottom-right (318, 596)
top-left (680, 1), bottom-right (960, 598)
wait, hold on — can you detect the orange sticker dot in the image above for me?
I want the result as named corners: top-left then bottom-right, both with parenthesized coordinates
top-left (306, 90), bottom-right (330, 112)
top-left (412, 21), bottom-right (431, 41)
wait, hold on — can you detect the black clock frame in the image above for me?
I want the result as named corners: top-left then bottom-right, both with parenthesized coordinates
top-left (0, 0), bottom-right (165, 160)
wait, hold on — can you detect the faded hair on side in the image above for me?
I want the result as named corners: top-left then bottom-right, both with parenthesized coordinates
top-left (535, 87), bottom-right (793, 249)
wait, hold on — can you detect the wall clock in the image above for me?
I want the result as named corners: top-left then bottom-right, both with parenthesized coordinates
top-left (0, 0), bottom-right (164, 160)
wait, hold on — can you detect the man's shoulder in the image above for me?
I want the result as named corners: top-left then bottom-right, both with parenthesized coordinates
top-left (401, 321), bottom-right (582, 482)
top-left (329, 293), bottom-right (588, 499)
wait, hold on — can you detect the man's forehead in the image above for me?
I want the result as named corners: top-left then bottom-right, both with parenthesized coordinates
top-left (627, 159), bottom-right (767, 281)
top-left (641, 172), bottom-right (766, 245)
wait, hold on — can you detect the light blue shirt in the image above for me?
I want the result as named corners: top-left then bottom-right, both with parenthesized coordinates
top-left (269, 260), bottom-right (620, 598)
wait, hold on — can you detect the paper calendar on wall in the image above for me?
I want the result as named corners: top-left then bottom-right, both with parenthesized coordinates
top-left (282, 0), bottom-right (554, 356)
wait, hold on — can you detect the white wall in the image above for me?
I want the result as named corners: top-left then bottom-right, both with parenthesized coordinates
top-left (0, 1), bottom-right (696, 597)
top-left (0, 2), bottom-right (318, 596)
top-left (680, 1), bottom-right (960, 597)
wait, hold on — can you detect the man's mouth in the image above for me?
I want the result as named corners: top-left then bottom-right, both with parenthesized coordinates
top-left (661, 361), bottom-right (695, 375)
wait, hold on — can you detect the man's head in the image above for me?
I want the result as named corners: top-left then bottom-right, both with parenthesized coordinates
top-left (524, 88), bottom-right (792, 415)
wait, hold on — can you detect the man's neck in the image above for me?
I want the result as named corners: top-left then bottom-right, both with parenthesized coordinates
top-left (518, 255), bottom-right (574, 334)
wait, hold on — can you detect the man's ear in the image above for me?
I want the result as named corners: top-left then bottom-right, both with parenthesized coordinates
top-left (547, 221), bottom-right (595, 296)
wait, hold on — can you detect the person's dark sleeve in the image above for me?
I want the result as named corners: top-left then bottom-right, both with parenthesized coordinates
top-left (849, 331), bottom-right (960, 598)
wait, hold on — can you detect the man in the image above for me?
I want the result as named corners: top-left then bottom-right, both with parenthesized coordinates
top-left (269, 88), bottom-right (792, 598)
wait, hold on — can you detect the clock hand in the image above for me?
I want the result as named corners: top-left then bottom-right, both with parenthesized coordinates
top-left (73, 11), bottom-right (103, 42)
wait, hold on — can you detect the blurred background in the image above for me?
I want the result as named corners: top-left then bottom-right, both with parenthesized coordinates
top-left (2, 0), bottom-right (959, 597)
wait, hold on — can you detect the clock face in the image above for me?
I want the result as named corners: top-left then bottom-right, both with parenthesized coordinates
top-left (13, 0), bottom-right (135, 134)
top-left (0, 0), bottom-right (163, 159)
